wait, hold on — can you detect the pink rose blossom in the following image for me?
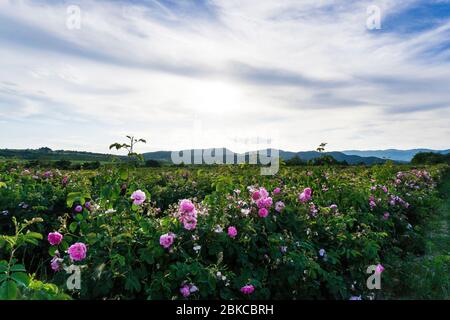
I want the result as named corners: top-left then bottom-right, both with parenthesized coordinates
top-left (50, 256), bottom-right (63, 272)
top-left (273, 187), bottom-right (281, 195)
top-left (130, 190), bottom-right (146, 205)
top-left (240, 285), bottom-right (255, 295)
top-left (375, 264), bottom-right (385, 274)
top-left (47, 232), bottom-right (63, 246)
top-left (183, 217), bottom-right (198, 231)
top-left (227, 226), bottom-right (238, 238)
top-left (68, 242), bottom-right (87, 262)
top-left (252, 191), bottom-right (261, 201)
top-left (299, 188), bottom-right (312, 203)
top-left (160, 233), bottom-right (175, 249)
top-left (180, 285), bottom-right (190, 298)
top-left (258, 208), bottom-right (269, 218)
top-left (179, 199), bottom-right (196, 213)
top-left (275, 201), bottom-right (285, 213)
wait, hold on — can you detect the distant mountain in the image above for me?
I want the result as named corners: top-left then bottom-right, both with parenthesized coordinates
top-left (342, 149), bottom-right (450, 162)
top-left (0, 148), bottom-right (124, 162)
top-left (143, 148), bottom-right (387, 165)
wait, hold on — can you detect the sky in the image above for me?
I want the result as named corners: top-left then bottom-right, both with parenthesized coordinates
top-left (0, 0), bottom-right (449, 154)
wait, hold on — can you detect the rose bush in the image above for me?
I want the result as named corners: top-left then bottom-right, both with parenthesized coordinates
top-left (0, 160), bottom-right (448, 300)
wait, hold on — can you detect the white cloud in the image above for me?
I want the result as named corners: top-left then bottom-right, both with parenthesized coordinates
top-left (0, 0), bottom-right (449, 153)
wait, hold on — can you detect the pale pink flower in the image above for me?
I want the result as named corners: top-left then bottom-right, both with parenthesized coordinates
top-left (299, 188), bottom-right (312, 203)
top-left (160, 233), bottom-right (175, 249)
top-left (275, 201), bottom-right (285, 213)
top-left (131, 190), bottom-right (146, 205)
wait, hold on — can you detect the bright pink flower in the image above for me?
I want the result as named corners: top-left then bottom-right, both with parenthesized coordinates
top-left (160, 233), bottom-right (175, 249)
top-left (130, 190), bottom-right (146, 205)
top-left (375, 264), bottom-right (385, 274)
top-left (180, 285), bottom-right (190, 298)
top-left (179, 199), bottom-right (195, 213)
top-left (74, 205), bottom-right (83, 213)
top-left (257, 197), bottom-right (273, 209)
top-left (227, 226), bottom-right (238, 238)
top-left (68, 242), bottom-right (87, 262)
top-left (252, 191), bottom-right (261, 201)
top-left (259, 188), bottom-right (269, 199)
top-left (240, 285), bottom-right (255, 295)
top-left (258, 208), bottom-right (269, 218)
top-left (273, 187), bottom-right (281, 195)
top-left (47, 232), bottom-right (63, 246)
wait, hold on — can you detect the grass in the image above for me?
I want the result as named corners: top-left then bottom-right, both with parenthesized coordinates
top-left (396, 169), bottom-right (450, 299)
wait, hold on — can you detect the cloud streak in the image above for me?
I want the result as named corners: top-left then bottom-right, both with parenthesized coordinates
top-left (0, 0), bottom-right (449, 152)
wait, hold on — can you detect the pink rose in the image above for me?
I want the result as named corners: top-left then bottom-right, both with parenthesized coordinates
top-left (50, 256), bottom-right (63, 272)
top-left (275, 201), bottom-right (285, 213)
top-left (47, 232), bottom-right (63, 246)
top-left (180, 285), bottom-right (190, 298)
top-left (160, 233), bottom-right (175, 249)
top-left (130, 190), bottom-right (146, 205)
top-left (258, 208), bottom-right (269, 218)
top-left (252, 191), bottom-right (261, 201)
top-left (375, 264), bottom-right (385, 274)
top-left (179, 199), bottom-right (195, 213)
top-left (68, 242), bottom-right (87, 261)
top-left (273, 187), bottom-right (281, 195)
top-left (240, 285), bottom-right (255, 295)
top-left (183, 217), bottom-right (197, 231)
top-left (299, 188), bottom-right (312, 203)
top-left (227, 226), bottom-right (238, 238)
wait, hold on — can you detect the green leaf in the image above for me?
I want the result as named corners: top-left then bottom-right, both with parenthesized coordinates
top-left (0, 280), bottom-right (18, 300)
top-left (26, 232), bottom-right (43, 240)
top-left (69, 222), bottom-right (78, 233)
top-left (75, 214), bottom-right (84, 222)
top-left (0, 182), bottom-right (6, 188)
top-left (10, 264), bottom-right (26, 272)
top-left (0, 261), bottom-right (7, 273)
top-left (11, 272), bottom-right (30, 287)
top-left (0, 274), bottom-right (7, 283)
top-left (119, 168), bottom-right (129, 181)
top-left (67, 192), bottom-right (82, 207)
top-left (49, 246), bottom-right (57, 257)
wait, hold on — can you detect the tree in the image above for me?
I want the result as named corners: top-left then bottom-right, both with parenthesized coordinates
top-left (145, 159), bottom-right (161, 167)
top-left (285, 155), bottom-right (305, 166)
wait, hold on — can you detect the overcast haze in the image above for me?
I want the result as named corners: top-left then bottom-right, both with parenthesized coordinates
top-left (0, 0), bottom-right (449, 154)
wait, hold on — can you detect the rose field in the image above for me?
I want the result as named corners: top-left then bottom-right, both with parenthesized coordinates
top-left (0, 162), bottom-right (449, 300)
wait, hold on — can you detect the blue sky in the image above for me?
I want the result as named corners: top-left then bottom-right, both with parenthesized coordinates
top-left (0, 0), bottom-right (449, 153)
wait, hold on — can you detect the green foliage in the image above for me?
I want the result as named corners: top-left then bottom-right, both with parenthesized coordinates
top-left (412, 152), bottom-right (450, 165)
top-left (0, 159), bottom-right (448, 300)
